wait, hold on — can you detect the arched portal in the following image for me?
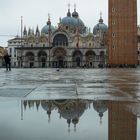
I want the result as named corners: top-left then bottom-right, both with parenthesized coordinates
top-left (52, 47), bottom-right (67, 68)
top-left (38, 51), bottom-right (47, 68)
top-left (99, 51), bottom-right (105, 68)
top-left (85, 51), bottom-right (96, 68)
top-left (72, 50), bottom-right (83, 67)
top-left (25, 52), bottom-right (35, 68)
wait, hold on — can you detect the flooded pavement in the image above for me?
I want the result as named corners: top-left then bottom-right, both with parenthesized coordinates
top-left (0, 68), bottom-right (140, 101)
top-left (0, 99), bottom-right (140, 140)
top-left (0, 68), bottom-right (140, 139)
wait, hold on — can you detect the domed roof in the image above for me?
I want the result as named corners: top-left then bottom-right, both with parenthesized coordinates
top-left (93, 100), bottom-right (108, 115)
top-left (72, 4), bottom-right (79, 18)
top-left (41, 22), bottom-right (55, 34)
top-left (60, 105), bottom-right (85, 120)
top-left (62, 17), bottom-right (84, 27)
top-left (41, 101), bottom-right (54, 111)
top-left (59, 101), bottom-right (86, 120)
top-left (62, 16), bottom-right (77, 26)
top-left (93, 17), bottom-right (108, 35)
top-left (72, 10), bottom-right (79, 18)
top-left (61, 7), bottom-right (85, 28)
top-left (93, 100), bottom-right (108, 124)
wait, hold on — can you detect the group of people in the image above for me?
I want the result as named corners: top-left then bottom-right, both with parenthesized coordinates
top-left (3, 53), bottom-right (11, 71)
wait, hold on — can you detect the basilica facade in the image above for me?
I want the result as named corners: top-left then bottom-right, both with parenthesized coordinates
top-left (8, 6), bottom-right (108, 68)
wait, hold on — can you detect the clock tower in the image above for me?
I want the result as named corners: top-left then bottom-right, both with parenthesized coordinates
top-left (108, 0), bottom-right (137, 67)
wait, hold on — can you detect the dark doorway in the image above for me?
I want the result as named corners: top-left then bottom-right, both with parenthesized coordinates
top-left (41, 58), bottom-right (46, 68)
top-left (30, 62), bottom-right (34, 68)
top-left (58, 60), bottom-right (64, 68)
top-left (76, 57), bottom-right (80, 67)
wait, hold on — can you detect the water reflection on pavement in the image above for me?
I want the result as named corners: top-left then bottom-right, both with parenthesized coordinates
top-left (0, 68), bottom-right (140, 139)
top-left (0, 99), bottom-right (140, 140)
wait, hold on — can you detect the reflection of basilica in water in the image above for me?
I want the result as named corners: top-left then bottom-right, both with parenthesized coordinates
top-left (23, 99), bottom-right (108, 129)
top-left (22, 99), bottom-right (140, 139)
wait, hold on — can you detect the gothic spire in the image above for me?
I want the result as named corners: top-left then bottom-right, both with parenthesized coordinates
top-left (23, 26), bottom-right (27, 36)
top-left (35, 25), bottom-right (40, 36)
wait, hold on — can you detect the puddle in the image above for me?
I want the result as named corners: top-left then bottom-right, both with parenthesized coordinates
top-left (0, 99), bottom-right (140, 140)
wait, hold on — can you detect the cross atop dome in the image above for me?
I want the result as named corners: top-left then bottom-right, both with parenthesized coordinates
top-left (68, 3), bottom-right (70, 9)
top-left (99, 11), bottom-right (103, 23)
top-left (47, 13), bottom-right (51, 25)
top-left (48, 13), bottom-right (50, 21)
top-left (74, 3), bottom-right (76, 11)
top-left (100, 11), bottom-right (102, 19)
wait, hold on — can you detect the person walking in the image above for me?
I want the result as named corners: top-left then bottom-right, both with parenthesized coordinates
top-left (3, 53), bottom-right (11, 71)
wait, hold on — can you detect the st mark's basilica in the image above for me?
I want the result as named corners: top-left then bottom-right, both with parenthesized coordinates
top-left (8, 5), bottom-right (108, 68)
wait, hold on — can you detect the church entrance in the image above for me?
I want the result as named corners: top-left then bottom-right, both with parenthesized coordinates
top-left (72, 50), bottom-right (83, 67)
top-left (85, 51), bottom-right (96, 68)
top-left (41, 58), bottom-right (46, 68)
top-left (38, 51), bottom-right (47, 68)
top-left (76, 57), bottom-right (81, 67)
top-left (52, 47), bottom-right (67, 68)
top-left (58, 57), bottom-right (64, 68)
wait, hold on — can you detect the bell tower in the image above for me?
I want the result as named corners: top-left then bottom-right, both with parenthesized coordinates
top-left (108, 0), bottom-right (137, 67)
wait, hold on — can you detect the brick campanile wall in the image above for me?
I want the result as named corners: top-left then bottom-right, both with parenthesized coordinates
top-left (108, 0), bottom-right (137, 66)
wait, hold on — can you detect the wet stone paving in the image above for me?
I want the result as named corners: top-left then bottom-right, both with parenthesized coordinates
top-left (0, 68), bottom-right (140, 100)
top-left (0, 68), bottom-right (140, 140)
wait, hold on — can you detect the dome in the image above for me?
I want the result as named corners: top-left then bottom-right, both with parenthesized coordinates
top-left (93, 17), bottom-right (108, 35)
top-left (61, 16), bottom-right (77, 26)
top-left (72, 4), bottom-right (79, 18)
top-left (93, 100), bottom-right (108, 116)
top-left (93, 100), bottom-right (108, 124)
top-left (61, 16), bottom-right (86, 34)
top-left (59, 101), bottom-right (86, 120)
top-left (61, 106), bottom-right (85, 120)
top-left (61, 6), bottom-right (86, 34)
top-left (72, 10), bottom-right (79, 18)
top-left (62, 17), bottom-right (85, 27)
top-left (41, 101), bottom-right (54, 111)
top-left (93, 100), bottom-right (107, 112)
top-left (41, 22), bottom-right (55, 34)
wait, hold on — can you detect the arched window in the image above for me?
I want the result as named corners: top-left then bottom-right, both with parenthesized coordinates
top-left (26, 52), bottom-right (34, 61)
top-left (38, 51), bottom-right (47, 57)
top-left (53, 34), bottom-right (68, 47)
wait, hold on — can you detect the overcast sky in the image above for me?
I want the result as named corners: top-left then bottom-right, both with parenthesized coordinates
top-left (0, 0), bottom-right (140, 46)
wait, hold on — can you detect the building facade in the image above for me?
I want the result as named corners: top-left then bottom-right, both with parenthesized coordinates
top-left (138, 26), bottom-right (140, 65)
top-left (7, 3), bottom-right (139, 68)
top-left (7, 37), bottom-right (22, 67)
top-left (108, 0), bottom-right (137, 67)
top-left (8, 7), bottom-right (108, 68)
top-left (0, 46), bottom-right (7, 67)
